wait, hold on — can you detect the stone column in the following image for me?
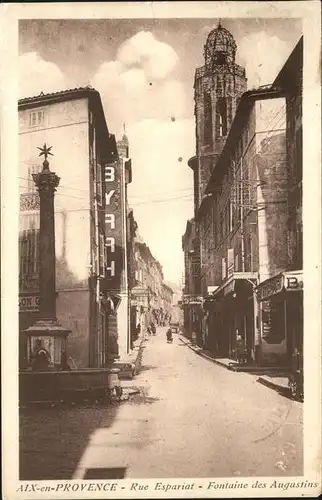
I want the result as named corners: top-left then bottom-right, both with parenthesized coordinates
top-left (23, 144), bottom-right (71, 370)
top-left (34, 156), bottom-right (59, 320)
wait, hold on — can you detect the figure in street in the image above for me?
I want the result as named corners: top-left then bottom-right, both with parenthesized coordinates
top-left (236, 331), bottom-right (247, 364)
top-left (166, 328), bottom-right (173, 343)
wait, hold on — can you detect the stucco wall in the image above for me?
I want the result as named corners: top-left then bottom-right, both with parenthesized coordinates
top-left (56, 289), bottom-right (90, 369)
top-left (255, 98), bottom-right (288, 283)
top-left (19, 98), bottom-right (91, 287)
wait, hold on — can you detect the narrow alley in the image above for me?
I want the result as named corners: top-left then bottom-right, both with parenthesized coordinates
top-left (72, 327), bottom-right (303, 479)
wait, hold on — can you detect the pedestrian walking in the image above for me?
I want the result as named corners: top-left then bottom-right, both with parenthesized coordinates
top-left (236, 331), bottom-right (247, 364)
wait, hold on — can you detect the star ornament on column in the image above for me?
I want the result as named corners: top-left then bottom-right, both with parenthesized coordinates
top-left (37, 143), bottom-right (53, 161)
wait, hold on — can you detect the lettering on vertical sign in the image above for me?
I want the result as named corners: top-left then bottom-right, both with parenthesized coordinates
top-left (104, 162), bottom-right (124, 290)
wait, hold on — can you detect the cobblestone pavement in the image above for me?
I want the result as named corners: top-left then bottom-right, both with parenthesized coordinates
top-left (72, 328), bottom-right (303, 479)
top-left (19, 328), bottom-right (303, 480)
top-left (19, 403), bottom-right (118, 480)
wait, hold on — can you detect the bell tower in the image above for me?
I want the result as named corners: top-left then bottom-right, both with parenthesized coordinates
top-left (194, 22), bottom-right (247, 203)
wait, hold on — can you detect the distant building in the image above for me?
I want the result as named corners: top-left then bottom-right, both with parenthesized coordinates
top-left (19, 87), bottom-right (118, 369)
top-left (131, 241), bottom-right (171, 329)
top-left (161, 283), bottom-right (174, 322)
top-left (182, 218), bottom-right (202, 343)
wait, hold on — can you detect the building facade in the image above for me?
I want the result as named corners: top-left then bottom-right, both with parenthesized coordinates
top-left (181, 218), bottom-right (203, 343)
top-left (161, 283), bottom-right (174, 324)
top-left (19, 87), bottom-right (119, 369)
top-left (256, 38), bottom-right (303, 368)
top-left (202, 90), bottom-right (289, 364)
top-left (131, 240), bottom-right (172, 331)
top-left (183, 25), bottom-right (303, 368)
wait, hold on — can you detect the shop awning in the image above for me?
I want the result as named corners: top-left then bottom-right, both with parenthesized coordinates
top-left (210, 272), bottom-right (258, 298)
top-left (100, 293), bottom-right (122, 313)
top-left (182, 294), bottom-right (203, 306)
top-left (256, 270), bottom-right (303, 302)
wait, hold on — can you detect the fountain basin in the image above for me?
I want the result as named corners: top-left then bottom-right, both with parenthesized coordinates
top-left (19, 368), bottom-right (121, 404)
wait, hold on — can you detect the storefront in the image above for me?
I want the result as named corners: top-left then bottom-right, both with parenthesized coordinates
top-left (182, 294), bottom-right (203, 343)
top-left (256, 270), bottom-right (303, 367)
top-left (205, 273), bottom-right (258, 361)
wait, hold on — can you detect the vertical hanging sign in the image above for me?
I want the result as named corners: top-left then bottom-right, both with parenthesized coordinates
top-left (104, 160), bottom-right (124, 291)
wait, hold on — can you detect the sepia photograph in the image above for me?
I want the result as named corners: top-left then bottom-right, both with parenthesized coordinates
top-left (1, 1), bottom-right (321, 498)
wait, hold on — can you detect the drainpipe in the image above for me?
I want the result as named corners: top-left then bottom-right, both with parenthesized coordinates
top-left (240, 156), bottom-right (245, 272)
top-left (245, 278), bottom-right (260, 365)
top-left (94, 169), bottom-right (100, 366)
top-left (253, 283), bottom-right (260, 365)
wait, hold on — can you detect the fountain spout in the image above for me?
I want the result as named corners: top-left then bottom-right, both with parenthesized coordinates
top-left (68, 357), bottom-right (78, 370)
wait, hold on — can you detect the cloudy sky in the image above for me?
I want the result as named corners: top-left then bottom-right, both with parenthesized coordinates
top-left (19, 18), bottom-right (302, 284)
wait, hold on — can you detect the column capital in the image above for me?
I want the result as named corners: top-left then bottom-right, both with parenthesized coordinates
top-left (33, 149), bottom-right (60, 193)
top-left (33, 168), bottom-right (60, 193)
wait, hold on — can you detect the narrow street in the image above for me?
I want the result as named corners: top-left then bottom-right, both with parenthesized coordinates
top-left (73, 327), bottom-right (303, 479)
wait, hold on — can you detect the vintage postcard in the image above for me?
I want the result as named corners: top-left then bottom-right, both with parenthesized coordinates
top-left (1, 1), bottom-right (321, 499)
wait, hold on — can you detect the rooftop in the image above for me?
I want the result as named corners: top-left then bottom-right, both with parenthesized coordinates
top-left (18, 86), bottom-right (118, 160)
top-left (18, 86), bottom-right (98, 107)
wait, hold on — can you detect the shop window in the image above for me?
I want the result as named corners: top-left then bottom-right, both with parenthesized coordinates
top-left (261, 300), bottom-right (285, 344)
top-left (204, 91), bottom-right (213, 146)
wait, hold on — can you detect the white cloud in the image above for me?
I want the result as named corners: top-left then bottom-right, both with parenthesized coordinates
top-left (91, 32), bottom-right (193, 282)
top-left (16, 32), bottom-right (190, 282)
top-left (91, 31), bottom-right (186, 132)
top-left (19, 52), bottom-right (68, 98)
top-left (117, 31), bottom-right (179, 81)
top-left (238, 32), bottom-right (291, 89)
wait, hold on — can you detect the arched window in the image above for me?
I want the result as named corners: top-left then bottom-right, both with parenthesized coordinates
top-left (203, 91), bottom-right (213, 146)
top-left (217, 98), bottom-right (227, 137)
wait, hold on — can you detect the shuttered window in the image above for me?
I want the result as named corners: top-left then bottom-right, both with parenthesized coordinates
top-left (19, 229), bottom-right (40, 289)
